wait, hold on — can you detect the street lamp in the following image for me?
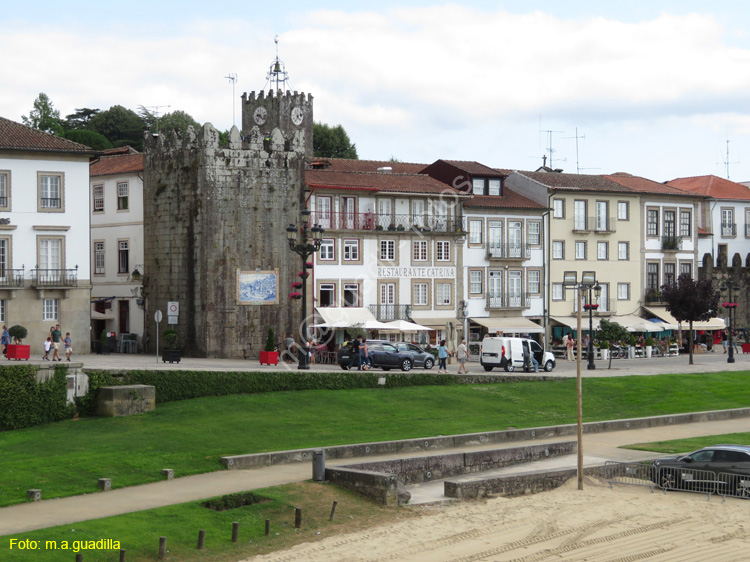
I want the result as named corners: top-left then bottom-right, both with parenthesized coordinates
top-left (286, 209), bottom-right (324, 370)
top-left (562, 270), bottom-right (597, 491)
top-left (582, 283), bottom-right (602, 370)
top-left (720, 282), bottom-right (741, 364)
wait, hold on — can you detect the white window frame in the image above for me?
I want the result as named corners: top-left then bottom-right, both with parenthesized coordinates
top-left (574, 200), bottom-right (587, 230)
top-left (528, 270), bottom-right (540, 294)
top-left (488, 178), bottom-right (501, 196)
top-left (413, 282), bottom-right (428, 306)
top-left (436, 241), bottom-right (450, 261)
top-left (93, 183), bottom-right (104, 212)
top-left (618, 201), bottom-right (629, 220)
top-left (680, 210), bottom-right (691, 238)
top-left (617, 283), bottom-right (630, 300)
top-left (469, 219), bottom-right (482, 244)
top-left (552, 199), bottom-right (564, 218)
top-left (319, 239), bottom-right (335, 261)
top-left (0, 171), bottom-right (8, 210)
top-left (552, 241), bottom-right (564, 260)
top-left (413, 240), bottom-right (427, 261)
top-left (94, 241), bottom-right (105, 275)
top-left (343, 239), bottom-right (359, 261)
top-left (43, 298), bottom-right (58, 321)
top-left (380, 239), bottom-right (396, 261)
top-left (528, 221), bottom-right (540, 245)
top-left (618, 241), bottom-right (629, 260)
top-left (436, 282), bottom-right (451, 306)
top-left (39, 172), bottom-right (63, 211)
top-left (319, 283), bottom-right (335, 307)
top-left (472, 178), bottom-right (484, 195)
top-left (343, 283), bottom-right (359, 307)
top-left (0, 299), bottom-right (5, 323)
top-left (575, 241), bottom-right (586, 260)
top-left (117, 181), bottom-right (129, 211)
top-left (118, 240), bottom-right (129, 274)
top-left (552, 283), bottom-right (564, 301)
top-left (597, 241), bottom-right (608, 260)
top-left (469, 270), bottom-right (482, 294)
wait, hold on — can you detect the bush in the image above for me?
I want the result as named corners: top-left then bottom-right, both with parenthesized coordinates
top-left (163, 329), bottom-right (179, 350)
top-left (0, 365), bottom-right (73, 429)
top-left (645, 336), bottom-right (655, 347)
top-left (265, 327), bottom-right (275, 352)
top-left (8, 325), bottom-right (27, 344)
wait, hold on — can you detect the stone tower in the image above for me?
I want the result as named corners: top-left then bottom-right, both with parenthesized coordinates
top-left (142, 89), bottom-right (313, 357)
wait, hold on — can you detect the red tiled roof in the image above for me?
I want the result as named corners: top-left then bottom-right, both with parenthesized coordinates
top-left (462, 189), bottom-right (545, 210)
top-left (306, 169), bottom-right (466, 195)
top-left (513, 170), bottom-right (632, 192)
top-left (0, 116), bottom-right (94, 154)
top-left (666, 175), bottom-right (750, 200)
top-left (439, 160), bottom-right (506, 177)
top-left (697, 226), bottom-right (712, 236)
top-left (605, 173), bottom-right (701, 197)
top-left (309, 158), bottom-right (427, 174)
top-left (90, 153), bottom-right (143, 176)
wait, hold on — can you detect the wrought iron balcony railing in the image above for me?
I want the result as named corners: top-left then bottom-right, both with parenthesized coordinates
top-left (368, 304), bottom-right (412, 322)
top-left (486, 292), bottom-right (530, 310)
top-left (31, 267), bottom-right (78, 288)
top-left (0, 268), bottom-right (25, 288)
top-left (309, 211), bottom-right (465, 234)
top-left (661, 235), bottom-right (682, 251)
top-left (571, 216), bottom-right (616, 233)
top-left (486, 242), bottom-right (531, 260)
top-left (721, 223), bottom-right (737, 237)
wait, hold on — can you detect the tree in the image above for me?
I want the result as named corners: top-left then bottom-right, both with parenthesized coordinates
top-left (153, 110), bottom-right (201, 137)
top-left (597, 319), bottom-right (630, 369)
top-left (22, 93), bottom-right (63, 135)
top-left (313, 122), bottom-right (358, 159)
top-left (63, 108), bottom-right (100, 131)
top-left (63, 130), bottom-right (113, 150)
top-left (660, 274), bottom-right (720, 365)
top-left (88, 105), bottom-right (147, 151)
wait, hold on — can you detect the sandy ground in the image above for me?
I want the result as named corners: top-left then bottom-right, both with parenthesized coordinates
top-left (244, 477), bottom-right (750, 562)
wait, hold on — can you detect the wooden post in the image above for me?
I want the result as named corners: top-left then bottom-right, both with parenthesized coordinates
top-left (119, 549), bottom-right (126, 562)
top-left (158, 536), bottom-right (167, 560)
top-left (197, 530), bottom-right (206, 550)
top-left (265, 519), bottom-right (270, 536)
top-left (329, 500), bottom-right (338, 521)
top-left (76, 554), bottom-right (83, 562)
top-left (294, 507), bottom-right (302, 529)
top-left (232, 521), bottom-right (239, 542)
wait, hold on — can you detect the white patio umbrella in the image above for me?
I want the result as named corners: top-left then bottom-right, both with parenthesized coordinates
top-left (380, 320), bottom-right (435, 332)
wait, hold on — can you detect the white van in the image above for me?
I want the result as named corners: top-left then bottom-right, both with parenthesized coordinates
top-left (480, 337), bottom-right (556, 372)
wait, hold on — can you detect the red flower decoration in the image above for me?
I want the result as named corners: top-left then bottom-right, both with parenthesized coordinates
top-left (289, 292), bottom-right (302, 300)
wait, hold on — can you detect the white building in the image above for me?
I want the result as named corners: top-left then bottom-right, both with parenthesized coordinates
top-left (89, 147), bottom-right (145, 348)
top-left (0, 116), bottom-right (93, 350)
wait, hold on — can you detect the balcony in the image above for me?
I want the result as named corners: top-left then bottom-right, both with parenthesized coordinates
top-left (0, 269), bottom-right (25, 288)
top-left (644, 289), bottom-right (662, 304)
top-left (31, 267), bottom-right (78, 288)
top-left (722, 223), bottom-right (737, 238)
top-left (486, 292), bottom-right (530, 310)
top-left (40, 198), bottom-right (62, 209)
top-left (571, 216), bottom-right (615, 233)
top-left (661, 235), bottom-right (682, 251)
top-left (309, 211), bottom-right (465, 234)
top-left (486, 242), bottom-right (531, 261)
top-left (368, 304), bottom-right (412, 321)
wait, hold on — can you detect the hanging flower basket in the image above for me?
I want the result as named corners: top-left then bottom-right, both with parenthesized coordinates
top-left (289, 292), bottom-right (303, 300)
top-left (305, 262), bottom-right (313, 268)
top-left (298, 271), bottom-right (309, 279)
top-left (291, 281), bottom-right (303, 289)
top-left (722, 302), bottom-right (738, 309)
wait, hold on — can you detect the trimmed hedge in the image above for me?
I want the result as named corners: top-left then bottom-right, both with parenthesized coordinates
top-left (0, 365), bottom-right (73, 429)
top-left (79, 369), bottom-right (460, 406)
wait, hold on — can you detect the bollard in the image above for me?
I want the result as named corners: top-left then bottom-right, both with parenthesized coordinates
top-left (161, 469), bottom-right (174, 480)
top-left (158, 536), bottom-right (167, 560)
top-left (119, 549), bottom-right (126, 562)
top-left (197, 530), bottom-right (205, 550)
top-left (76, 554), bottom-right (83, 562)
top-left (232, 521), bottom-right (239, 542)
top-left (329, 500), bottom-right (338, 521)
top-left (265, 519), bottom-right (270, 536)
top-left (294, 507), bottom-right (302, 529)
top-left (27, 489), bottom-right (41, 502)
top-left (312, 449), bottom-right (326, 481)
top-left (98, 478), bottom-right (111, 491)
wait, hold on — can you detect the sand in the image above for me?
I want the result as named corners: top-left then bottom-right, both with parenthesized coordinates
top-left (243, 477), bottom-right (749, 561)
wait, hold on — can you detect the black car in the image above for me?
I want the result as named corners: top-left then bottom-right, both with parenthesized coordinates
top-left (338, 340), bottom-right (434, 371)
top-left (651, 444), bottom-right (750, 495)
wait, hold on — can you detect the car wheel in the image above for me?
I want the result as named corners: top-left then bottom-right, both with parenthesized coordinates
top-left (505, 363), bottom-right (514, 372)
top-left (400, 358), bottom-right (413, 371)
top-left (424, 358), bottom-right (434, 370)
top-left (483, 365), bottom-right (493, 371)
top-left (544, 360), bottom-right (554, 372)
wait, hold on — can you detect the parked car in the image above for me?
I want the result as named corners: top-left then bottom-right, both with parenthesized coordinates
top-left (651, 444), bottom-right (750, 495)
top-left (338, 339), bottom-right (433, 371)
top-left (480, 337), bottom-right (556, 372)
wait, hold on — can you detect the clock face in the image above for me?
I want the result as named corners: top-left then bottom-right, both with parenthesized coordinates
top-left (253, 106), bottom-right (267, 125)
top-left (291, 106), bottom-right (304, 126)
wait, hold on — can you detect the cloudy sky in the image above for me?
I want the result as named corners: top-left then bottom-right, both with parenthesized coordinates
top-left (4, 1), bottom-right (750, 182)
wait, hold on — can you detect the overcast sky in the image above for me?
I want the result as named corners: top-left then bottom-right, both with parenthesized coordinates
top-left (4, 1), bottom-right (750, 182)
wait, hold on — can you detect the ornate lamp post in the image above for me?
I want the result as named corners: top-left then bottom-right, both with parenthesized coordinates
top-left (582, 283), bottom-right (602, 370)
top-left (286, 210), bottom-right (324, 370)
top-left (720, 283), bottom-right (741, 364)
top-left (562, 270), bottom-right (597, 491)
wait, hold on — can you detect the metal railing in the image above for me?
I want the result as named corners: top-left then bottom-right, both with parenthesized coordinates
top-left (368, 304), bottom-right (412, 321)
top-left (309, 211), bottom-right (465, 233)
top-left (486, 243), bottom-right (531, 260)
top-left (0, 268), bottom-right (25, 287)
top-left (486, 292), bottom-right (530, 309)
top-left (40, 198), bottom-right (62, 209)
top-left (746, 224), bottom-right (750, 238)
top-left (571, 216), bottom-right (616, 233)
top-left (31, 267), bottom-right (78, 287)
top-left (661, 235), bottom-right (682, 250)
top-left (721, 223), bottom-right (737, 237)
top-left (603, 461), bottom-right (655, 491)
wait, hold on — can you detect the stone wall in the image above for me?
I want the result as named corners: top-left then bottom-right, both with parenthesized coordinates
top-left (96, 385), bottom-right (155, 417)
top-left (143, 90), bottom-right (313, 358)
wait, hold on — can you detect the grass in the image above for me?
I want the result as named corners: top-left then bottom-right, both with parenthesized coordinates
top-left (1, 372), bottom-right (749, 507)
top-left (3, 481), bottom-right (419, 562)
top-left (623, 432), bottom-right (750, 454)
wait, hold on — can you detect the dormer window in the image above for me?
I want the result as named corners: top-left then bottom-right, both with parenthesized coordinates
top-left (472, 178), bottom-right (485, 195)
top-left (488, 178), bottom-right (501, 196)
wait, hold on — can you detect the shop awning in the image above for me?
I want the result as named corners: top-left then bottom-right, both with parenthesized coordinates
top-left (551, 316), bottom-right (601, 330)
top-left (409, 314), bottom-right (458, 328)
top-left (471, 316), bottom-right (544, 333)
top-left (91, 306), bottom-right (115, 321)
top-left (644, 306), bottom-right (725, 331)
top-left (379, 320), bottom-right (434, 332)
top-left (614, 314), bottom-right (665, 333)
top-left (313, 307), bottom-right (392, 329)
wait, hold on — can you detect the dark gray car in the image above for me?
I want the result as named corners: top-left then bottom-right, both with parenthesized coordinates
top-left (338, 340), bottom-right (434, 371)
top-left (651, 444), bottom-right (750, 494)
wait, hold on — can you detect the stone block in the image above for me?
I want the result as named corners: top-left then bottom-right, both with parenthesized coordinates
top-left (161, 469), bottom-right (174, 479)
top-left (27, 489), bottom-right (41, 501)
top-left (96, 385), bottom-right (155, 417)
top-left (98, 478), bottom-right (111, 491)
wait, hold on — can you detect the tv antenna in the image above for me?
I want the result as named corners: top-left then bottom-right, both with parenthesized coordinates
top-left (539, 128), bottom-right (564, 170)
top-left (225, 73), bottom-right (238, 128)
top-left (264, 35), bottom-right (291, 92)
top-left (563, 127), bottom-right (586, 174)
top-left (144, 105), bottom-right (171, 132)
top-left (722, 139), bottom-right (739, 179)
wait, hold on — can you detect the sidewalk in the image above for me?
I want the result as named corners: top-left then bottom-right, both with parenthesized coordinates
top-left (1, 415), bottom-right (748, 536)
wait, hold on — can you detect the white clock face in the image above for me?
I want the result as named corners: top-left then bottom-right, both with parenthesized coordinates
top-left (253, 107), bottom-right (267, 125)
top-left (291, 106), bottom-right (304, 126)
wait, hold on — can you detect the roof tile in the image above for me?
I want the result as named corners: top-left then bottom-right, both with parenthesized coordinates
top-left (0, 116), bottom-right (94, 154)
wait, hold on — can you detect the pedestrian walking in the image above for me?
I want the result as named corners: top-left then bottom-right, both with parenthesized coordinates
top-left (51, 324), bottom-right (62, 361)
top-left (1, 325), bottom-right (9, 357)
top-left (42, 336), bottom-right (52, 361)
top-left (64, 332), bottom-right (72, 361)
top-left (456, 339), bottom-right (470, 374)
top-left (437, 339), bottom-right (451, 373)
top-left (566, 335), bottom-right (575, 361)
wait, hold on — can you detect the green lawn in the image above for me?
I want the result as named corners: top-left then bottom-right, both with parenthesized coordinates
top-left (1, 372), bottom-right (749, 507)
top-left (623, 432), bottom-right (750, 454)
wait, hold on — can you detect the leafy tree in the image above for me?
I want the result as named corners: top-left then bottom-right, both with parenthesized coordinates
top-left (597, 319), bottom-right (630, 369)
top-left (63, 108), bottom-right (100, 131)
top-left (313, 122), bottom-right (358, 159)
top-left (660, 274), bottom-right (720, 365)
top-left (154, 110), bottom-right (201, 137)
top-left (63, 130), bottom-right (113, 150)
top-left (22, 93), bottom-right (63, 135)
top-left (88, 105), bottom-right (147, 151)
